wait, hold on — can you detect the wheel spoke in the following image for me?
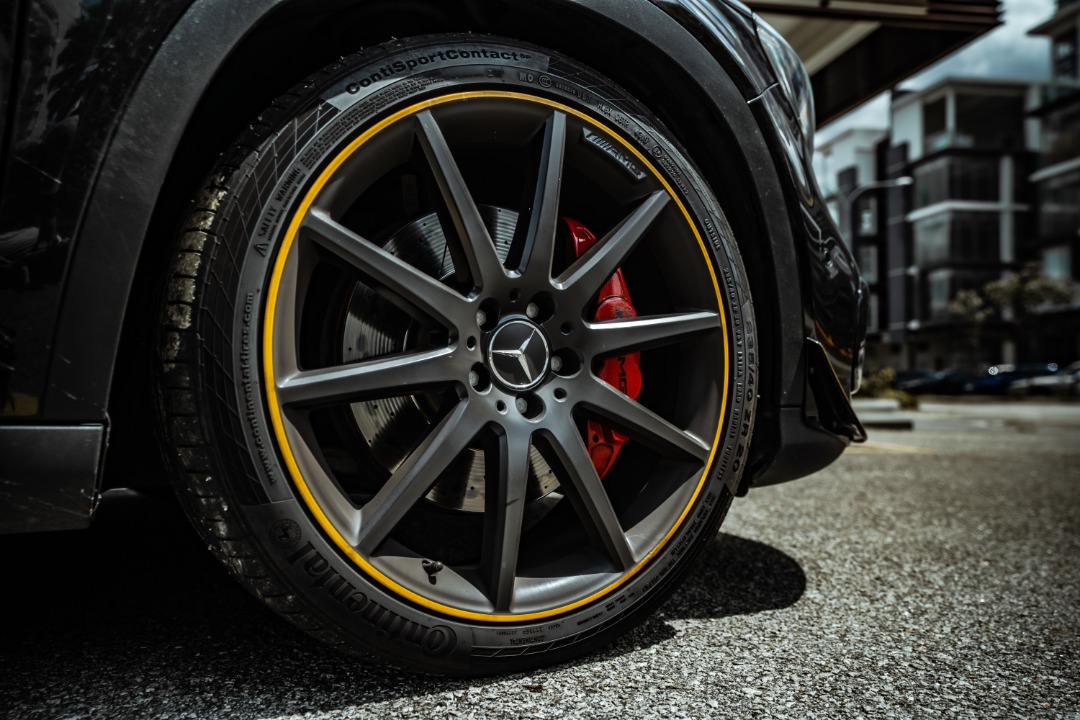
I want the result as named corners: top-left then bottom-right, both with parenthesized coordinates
top-left (482, 427), bottom-right (533, 611)
top-left (278, 347), bottom-right (459, 408)
top-left (541, 423), bottom-right (635, 570)
top-left (584, 310), bottom-right (720, 358)
top-left (354, 400), bottom-right (481, 554)
top-left (509, 111), bottom-right (567, 280)
top-left (302, 209), bottom-right (467, 329)
top-left (415, 110), bottom-right (506, 289)
top-left (579, 377), bottom-right (712, 464)
top-left (276, 409), bottom-right (370, 543)
top-left (554, 191), bottom-right (669, 303)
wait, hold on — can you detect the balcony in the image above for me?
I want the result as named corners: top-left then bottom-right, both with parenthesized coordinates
top-left (1030, 86), bottom-right (1080, 169)
top-left (1029, 82), bottom-right (1080, 117)
top-left (925, 131), bottom-right (975, 153)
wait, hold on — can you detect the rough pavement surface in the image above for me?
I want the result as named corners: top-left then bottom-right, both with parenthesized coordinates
top-left (2, 401), bottom-right (1077, 719)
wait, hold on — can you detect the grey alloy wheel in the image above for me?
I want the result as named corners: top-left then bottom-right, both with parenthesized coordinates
top-left (158, 36), bottom-right (756, 674)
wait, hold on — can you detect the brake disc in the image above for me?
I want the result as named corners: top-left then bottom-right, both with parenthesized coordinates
top-left (341, 205), bottom-right (559, 512)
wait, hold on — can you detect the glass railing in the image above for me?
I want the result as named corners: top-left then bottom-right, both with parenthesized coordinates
top-left (1036, 82), bottom-right (1080, 108)
top-left (925, 131), bottom-right (976, 153)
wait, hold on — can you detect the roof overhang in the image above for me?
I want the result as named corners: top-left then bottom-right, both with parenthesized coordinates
top-left (747, 0), bottom-right (1002, 126)
top-left (1028, 1), bottom-right (1080, 37)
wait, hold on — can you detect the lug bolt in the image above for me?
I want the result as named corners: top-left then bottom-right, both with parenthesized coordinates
top-left (550, 356), bottom-right (563, 372)
top-left (476, 310), bottom-right (487, 327)
top-left (468, 370), bottom-right (480, 387)
top-left (526, 302), bottom-right (539, 319)
top-left (515, 397), bottom-right (528, 413)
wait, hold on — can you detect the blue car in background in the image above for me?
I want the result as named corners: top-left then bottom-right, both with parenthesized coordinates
top-left (896, 369), bottom-right (977, 395)
top-left (1007, 362), bottom-right (1080, 397)
top-left (973, 363), bottom-right (1060, 394)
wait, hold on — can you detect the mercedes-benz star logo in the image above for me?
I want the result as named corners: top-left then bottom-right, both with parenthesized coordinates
top-left (487, 320), bottom-right (550, 391)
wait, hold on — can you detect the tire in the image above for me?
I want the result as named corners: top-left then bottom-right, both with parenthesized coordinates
top-left (156, 35), bottom-right (756, 675)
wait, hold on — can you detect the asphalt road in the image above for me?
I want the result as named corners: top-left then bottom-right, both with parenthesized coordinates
top-left (2, 400), bottom-right (1077, 719)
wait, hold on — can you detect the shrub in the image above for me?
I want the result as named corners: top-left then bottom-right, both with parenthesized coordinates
top-left (859, 368), bottom-right (919, 409)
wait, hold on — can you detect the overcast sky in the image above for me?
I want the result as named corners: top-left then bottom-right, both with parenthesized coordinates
top-left (815, 0), bottom-right (1055, 145)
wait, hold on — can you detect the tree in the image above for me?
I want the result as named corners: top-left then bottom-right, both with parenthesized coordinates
top-left (983, 262), bottom-right (1073, 324)
top-left (949, 288), bottom-right (993, 368)
top-left (950, 263), bottom-right (1074, 368)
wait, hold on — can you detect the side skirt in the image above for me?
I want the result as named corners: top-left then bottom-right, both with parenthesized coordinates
top-left (0, 425), bottom-right (105, 533)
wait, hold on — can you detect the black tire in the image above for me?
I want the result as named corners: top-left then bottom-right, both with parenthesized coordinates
top-left (157, 35), bottom-right (756, 675)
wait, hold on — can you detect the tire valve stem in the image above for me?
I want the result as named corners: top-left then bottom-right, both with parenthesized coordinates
top-left (422, 559), bottom-right (444, 583)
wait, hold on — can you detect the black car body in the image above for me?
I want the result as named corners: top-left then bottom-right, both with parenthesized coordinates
top-left (0, 0), bottom-right (865, 673)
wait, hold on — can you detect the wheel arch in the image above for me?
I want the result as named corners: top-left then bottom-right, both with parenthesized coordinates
top-left (77, 0), bottom-right (801, 484)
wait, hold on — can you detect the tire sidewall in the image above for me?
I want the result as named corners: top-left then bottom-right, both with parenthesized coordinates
top-left (203, 36), bottom-right (755, 674)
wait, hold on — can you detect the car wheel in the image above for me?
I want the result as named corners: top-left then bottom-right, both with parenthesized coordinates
top-left (157, 35), bottom-right (756, 675)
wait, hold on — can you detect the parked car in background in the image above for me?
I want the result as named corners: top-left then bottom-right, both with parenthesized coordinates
top-left (973, 363), bottom-right (1060, 394)
top-left (895, 369), bottom-right (977, 395)
top-left (1007, 361), bottom-right (1080, 397)
top-left (891, 369), bottom-right (935, 389)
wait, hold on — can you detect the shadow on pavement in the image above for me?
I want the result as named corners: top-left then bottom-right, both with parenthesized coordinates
top-left (664, 533), bottom-right (806, 619)
top-left (0, 490), bottom-right (805, 717)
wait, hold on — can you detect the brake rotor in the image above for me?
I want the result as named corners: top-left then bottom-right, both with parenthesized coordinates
top-left (341, 206), bottom-right (560, 512)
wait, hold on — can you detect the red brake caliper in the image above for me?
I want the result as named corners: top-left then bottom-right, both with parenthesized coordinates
top-left (563, 217), bottom-right (643, 479)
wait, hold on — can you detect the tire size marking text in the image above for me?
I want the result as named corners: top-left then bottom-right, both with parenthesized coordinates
top-left (286, 541), bottom-right (456, 657)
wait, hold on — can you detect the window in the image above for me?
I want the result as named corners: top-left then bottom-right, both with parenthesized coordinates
top-left (955, 93), bottom-right (1024, 150)
top-left (1043, 246), bottom-right (1072, 282)
top-left (923, 97), bottom-right (947, 137)
top-left (914, 216), bottom-right (949, 265)
top-left (857, 196), bottom-right (878, 236)
top-left (858, 245), bottom-right (878, 283)
top-left (1041, 105), bottom-right (1080, 167)
top-left (914, 212), bottom-right (1001, 266)
top-left (1038, 170), bottom-right (1080, 239)
top-left (928, 269), bottom-right (952, 320)
top-left (952, 213), bottom-right (1000, 263)
top-left (952, 159), bottom-right (998, 201)
top-left (913, 157), bottom-right (999, 208)
top-left (1053, 31), bottom-right (1078, 82)
top-left (915, 160), bottom-right (947, 207)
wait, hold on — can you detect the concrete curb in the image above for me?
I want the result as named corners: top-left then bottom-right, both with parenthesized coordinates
top-left (853, 398), bottom-right (915, 430)
top-left (852, 398), bottom-right (903, 412)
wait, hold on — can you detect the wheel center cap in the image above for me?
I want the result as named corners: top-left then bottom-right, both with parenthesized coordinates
top-left (487, 319), bottom-right (550, 391)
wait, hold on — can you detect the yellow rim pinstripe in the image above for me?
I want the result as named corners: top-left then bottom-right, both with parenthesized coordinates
top-left (262, 90), bottom-right (730, 622)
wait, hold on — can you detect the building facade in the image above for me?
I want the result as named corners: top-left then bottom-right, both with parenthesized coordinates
top-left (1029, 0), bottom-right (1080, 362)
top-left (818, 79), bottom-right (1039, 371)
top-left (888, 79), bottom-right (1037, 371)
top-left (814, 2), bottom-right (1080, 375)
